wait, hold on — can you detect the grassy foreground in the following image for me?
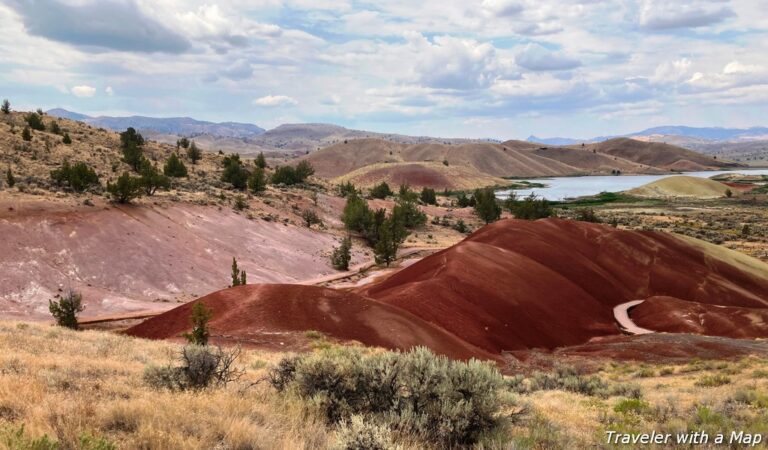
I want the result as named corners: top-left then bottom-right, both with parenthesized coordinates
top-left (0, 321), bottom-right (767, 449)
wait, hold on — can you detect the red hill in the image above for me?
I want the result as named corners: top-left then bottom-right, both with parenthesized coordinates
top-left (358, 219), bottom-right (768, 353)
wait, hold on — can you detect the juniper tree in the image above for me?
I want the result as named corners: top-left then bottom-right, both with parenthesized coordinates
top-left (24, 112), bottom-right (45, 130)
top-left (120, 127), bottom-right (145, 172)
top-left (0, 99), bottom-right (9, 114)
top-left (164, 152), bottom-right (188, 177)
top-left (186, 141), bottom-right (202, 164)
top-left (231, 257), bottom-right (243, 287)
top-left (331, 236), bottom-right (352, 270)
top-left (62, 133), bottom-right (72, 144)
top-left (22, 126), bottom-right (32, 141)
top-left (140, 159), bottom-right (170, 195)
top-left (420, 187), bottom-right (437, 205)
top-left (248, 167), bottom-right (266, 194)
top-left (473, 188), bottom-right (501, 224)
top-left (183, 302), bottom-right (212, 346)
top-left (6, 167), bottom-right (15, 188)
top-left (107, 172), bottom-right (142, 203)
top-left (256, 152), bottom-right (266, 169)
top-left (49, 290), bottom-right (84, 330)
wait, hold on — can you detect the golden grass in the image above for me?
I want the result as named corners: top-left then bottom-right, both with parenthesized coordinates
top-left (1, 321), bottom-right (767, 449)
top-left (0, 321), bottom-right (330, 449)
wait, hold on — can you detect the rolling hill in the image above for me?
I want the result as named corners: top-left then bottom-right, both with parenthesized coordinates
top-left (302, 137), bottom-right (741, 189)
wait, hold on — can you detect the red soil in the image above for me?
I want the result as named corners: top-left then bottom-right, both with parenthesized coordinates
top-left (125, 284), bottom-right (497, 361)
top-left (631, 296), bottom-right (768, 339)
top-left (358, 219), bottom-right (768, 354)
top-left (548, 333), bottom-right (768, 363)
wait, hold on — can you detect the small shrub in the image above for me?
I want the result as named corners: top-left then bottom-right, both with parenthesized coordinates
top-left (0, 424), bottom-right (57, 450)
top-left (233, 195), bottom-right (248, 211)
top-left (635, 367), bottom-right (655, 378)
top-left (144, 345), bottom-right (242, 391)
top-left (614, 398), bottom-right (650, 415)
top-left (694, 374), bottom-right (731, 388)
top-left (302, 209), bottom-right (322, 227)
top-left (269, 347), bottom-right (505, 446)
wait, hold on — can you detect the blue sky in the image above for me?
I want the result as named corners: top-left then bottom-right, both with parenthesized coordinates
top-left (0, 0), bottom-right (766, 139)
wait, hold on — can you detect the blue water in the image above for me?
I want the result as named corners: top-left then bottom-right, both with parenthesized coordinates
top-left (496, 169), bottom-right (768, 201)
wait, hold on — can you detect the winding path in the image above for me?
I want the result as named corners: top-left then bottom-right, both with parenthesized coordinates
top-left (613, 300), bottom-right (655, 335)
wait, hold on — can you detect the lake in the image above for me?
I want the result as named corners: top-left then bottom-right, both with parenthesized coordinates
top-left (496, 169), bottom-right (768, 201)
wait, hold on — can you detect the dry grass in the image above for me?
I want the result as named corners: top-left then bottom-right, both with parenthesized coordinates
top-left (1, 321), bottom-right (767, 449)
top-left (0, 321), bottom-right (330, 449)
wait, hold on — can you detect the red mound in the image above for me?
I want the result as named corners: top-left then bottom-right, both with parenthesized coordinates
top-left (631, 296), bottom-right (768, 339)
top-left (358, 219), bottom-right (768, 353)
top-left (125, 284), bottom-right (495, 361)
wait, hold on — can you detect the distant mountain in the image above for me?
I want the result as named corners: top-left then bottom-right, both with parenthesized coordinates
top-left (46, 109), bottom-right (493, 156)
top-left (528, 125), bottom-right (768, 145)
top-left (46, 108), bottom-right (265, 139)
top-left (527, 135), bottom-right (584, 146)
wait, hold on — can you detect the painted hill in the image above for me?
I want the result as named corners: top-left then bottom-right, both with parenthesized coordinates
top-left (358, 219), bottom-right (768, 353)
top-left (126, 284), bottom-right (495, 361)
top-left (628, 175), bottom-right (733, 198)
top-left (128, 219), bottom-right (768, 361)
top-left (303, 137), bottom-right (742, 189)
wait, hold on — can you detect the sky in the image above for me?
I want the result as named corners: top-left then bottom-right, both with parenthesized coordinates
top-left (0, 0), bottom-right (766, 140)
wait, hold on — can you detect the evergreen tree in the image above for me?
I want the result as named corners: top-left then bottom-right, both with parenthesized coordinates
top-left (21, 126), bottom-right (32, 141)
top-left (369, 181), bottom-right (392, 199)
top-left (248, 167), bottom-right (267, 194)
top-left (240, 270), bottom-right (247, 286)
top-left (186, 141), bottom-right (202, 164)
top-left (331, 236), bottom-right (352, 270)
top-left (62, 133), bottom-right (72, 144)
top-left (0, 99), bottom-right (9, 114)
top-left (374, 215), bottom-right (406, 266)
top-left (24, 112), bottom-right (45, 130)
top-left (338, 181), bottom-right (357, 197)
top-left (231, 257), bottom-right (243, 287)
top-left (6, 167), bottom-right (15, 188)
top-left (511, 193), bottom-right (552, 220)
top-left (222, 154), bottom-right (248, 189)
top-left (473, 188), bottom-right (501, 224)
top-left (140, 159), bottom-right (171, 195)
top-left (301, 209), bottom-right (321, 227)
top-left (120, 127), bottom-right (145, 172)
top-left (164, 152), bottom-right (188, 177)
top-left (183, 302), bottom-right (212, 346)
top-left (48, 290), bottom-right (84, 330)
top-left (420, 187), bottom-right (437, 205)
top-left (295, 160), bottom-right (314, 182)
top-left (107, 172), bottom-right (142, 203)
top-left (49, 121), bottom-right (61, 134)
top-left (341, 192), bottom-right (372, 233)
top-left (398, 183), bottom-right (418, 202)
top-left (392, 197), bottom-right (426, 229)
top-left (50, 161), bottom-right (99, 192)
top-left (256, 152), bottom-right (266, 169)
top-left (176, 137), bottom-right (190, 149)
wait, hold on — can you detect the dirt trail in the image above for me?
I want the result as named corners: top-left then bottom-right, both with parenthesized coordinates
top-left (613, 301), bottom-right (655, 335)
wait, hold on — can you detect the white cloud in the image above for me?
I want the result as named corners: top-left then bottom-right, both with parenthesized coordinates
top-left (70, 85), bottom-right (96, 97)
top-left (105, 86), bottom-right (114, 95)
top-left (407, 33), bottom-right (509, 90)
top-left (650, 58), bottom-right (692, 84)
top-left (515, 43), bottom-right (581, 71)
top-left (639, 0), bottom-right (736, 30)
top-left (253, 95), bottom-right (298, 107)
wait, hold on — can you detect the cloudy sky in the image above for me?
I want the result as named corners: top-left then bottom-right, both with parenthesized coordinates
top-left (0, 0), bottom-right (766, 139)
